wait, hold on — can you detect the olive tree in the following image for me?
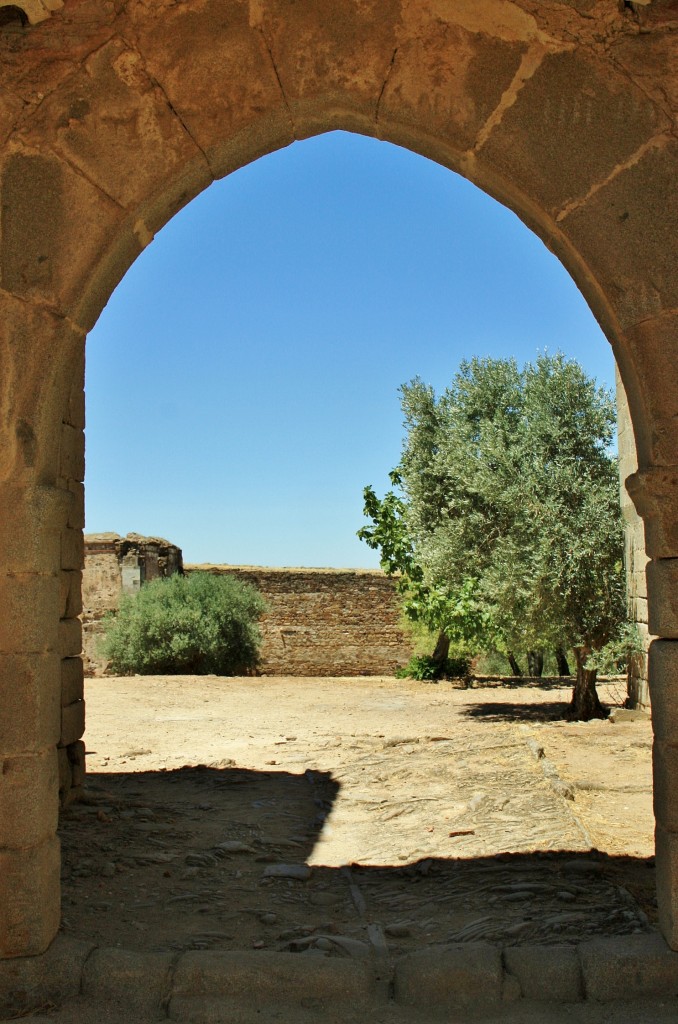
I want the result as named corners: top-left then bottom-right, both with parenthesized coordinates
top-left (360, 353), bottom-right (628, 720)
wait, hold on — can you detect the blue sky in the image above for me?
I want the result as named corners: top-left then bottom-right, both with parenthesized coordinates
top-left (85, 131), bottom-right (615, 568)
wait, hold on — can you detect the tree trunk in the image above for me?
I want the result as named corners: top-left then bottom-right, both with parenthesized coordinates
top-left (567, 647), bottom-right (608, 721)
top-left (431, 631), bottom-right (450, 671)
top-left (507, 651), bottom-right (522, 677)
top-left (555, 647), bottom-right (571, 676)
top-left (526, 650), bottom-right (544, 677)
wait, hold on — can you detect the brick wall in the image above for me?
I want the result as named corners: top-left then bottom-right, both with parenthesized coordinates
top-left (82, 538), bottom-right (412, 677)
top-left (186, 564), bottom-right (412, 676)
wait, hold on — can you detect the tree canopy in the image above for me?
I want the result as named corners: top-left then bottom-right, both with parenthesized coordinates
top-left (359, 353), bottom-right (627, 719)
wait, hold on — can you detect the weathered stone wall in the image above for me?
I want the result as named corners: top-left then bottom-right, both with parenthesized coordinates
top-left (186, 564), bottom-right (412, 677)
top-left (82, 540), bottom-right (412, 677)
top-left (81, 534), bottom-right (183, 676)
top-left (3, 0), bottom-right (678, 960)
top-left (617, 370), bottom-right (652, 710)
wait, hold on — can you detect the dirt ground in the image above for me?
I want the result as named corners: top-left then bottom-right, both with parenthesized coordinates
top-left (58, 676), bottom-right (655, 959)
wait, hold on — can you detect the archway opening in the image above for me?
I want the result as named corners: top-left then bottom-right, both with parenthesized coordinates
top-left (58, 132), bottom-right (655, 957)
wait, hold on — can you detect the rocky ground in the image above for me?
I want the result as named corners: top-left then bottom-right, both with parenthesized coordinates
top-left (56, 676), bottom-right (655, 960)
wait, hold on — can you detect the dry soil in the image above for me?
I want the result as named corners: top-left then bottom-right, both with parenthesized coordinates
top-left (56, 676), bottom-right (655, 962)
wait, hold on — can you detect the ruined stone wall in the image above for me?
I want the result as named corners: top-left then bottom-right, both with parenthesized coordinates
top-left (186, 565), bottom-right (412, 677)
top-left (81, 534), bottom-right (183, 676)
top-left (617, 370), bottom-right (652, 710)
top-left (82, 541), bottom-right (412, 677)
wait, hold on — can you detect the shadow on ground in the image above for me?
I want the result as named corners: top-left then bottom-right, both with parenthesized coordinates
top-left (58, 764), bottom-right (655, 958)
top-left (461, 700), bottom-right (572, 723)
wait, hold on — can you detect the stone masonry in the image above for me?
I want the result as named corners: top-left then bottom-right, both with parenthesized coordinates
top-left (81, 533), bottom-right (183, 676)
top-left (187, 564), bottom-right (412, 677)
top-left (2, 0), bottom-right (678, 962)
top-left (617, 370), bottom-right (652, 710)
top-left (81, 535), bottom-right (412, 678)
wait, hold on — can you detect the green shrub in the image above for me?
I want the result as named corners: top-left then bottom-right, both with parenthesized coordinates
top-left (396, 653), bottom-right (470, 681)
top-left (101, 572), bottom-right (266, 675)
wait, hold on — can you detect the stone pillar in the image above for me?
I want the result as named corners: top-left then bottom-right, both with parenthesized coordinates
top-left (0, 293), bottom-right (86, 956)
top-left (57, 368), bottom-right (86, 808)
top-left (616, 370), bottom-right (652, 708)
top-left (0, 485), bottom-right (64, 957)
top-left (627, 468), bottom-right (678, 948)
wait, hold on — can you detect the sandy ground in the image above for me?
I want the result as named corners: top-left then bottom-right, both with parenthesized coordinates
top-left (57, 676), bottom-right (655, 959)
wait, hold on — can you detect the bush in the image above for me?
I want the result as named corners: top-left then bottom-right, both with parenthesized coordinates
top-left (101, 572), bottom-right (266, 675)
top-left (396, 654), bottom-right (470, 681)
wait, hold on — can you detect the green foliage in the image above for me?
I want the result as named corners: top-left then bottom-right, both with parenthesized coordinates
top-left (358, 478), bottom-right (491, 649)
top-left (396, 654), bottom-right (470, 681)
top-left (101, 572), bottom-right (266, 676)
top-left (586, 621), bottom-right (644, 674)
top-left (359, 352), bottom-right (629, 715)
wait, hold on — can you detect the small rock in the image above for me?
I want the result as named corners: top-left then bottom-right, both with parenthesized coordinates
top-left (309, 892), bottom-right (341, 907)
top-left (216, 841), bottom-right (256, 854)
top-left (262, 863), bottom-right (312, 881)
top-left (385, 923), bottom-right (411, 938)
top-left (100, 862), bottom-right (116, 878)
top-left (562, 859), bottom-right (604, 875)
top-left (260, 912), bottom-right (278, 925)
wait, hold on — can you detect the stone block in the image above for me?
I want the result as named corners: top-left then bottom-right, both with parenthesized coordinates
top-left (61, 656), bottom-right (84, 706)
top-left (0, 150), bottom-right (125, 326)
top-left (67, 740), bottom-right (86, 787)
top-left (57, 746), bottom-right (71, 801)
top-left (18, 35), bottom-right (213, 237)
top-left (128, 0), bottom-right (294, 181)
top-left (0, 652), bottom-right (61, 754)
top-left (59, 423), bottom-right (85, 483)
top-left (380, 20), bottom-right (526, 154)
top-left (61, 528), bottom-right (84, 571)
top-left (648, 641), bottom-right (678, 741)
top-left (172, 950), bottom-right (375, 1006)
top-left (0, 836), bottom-right (60, 958)
top-left (656, 827), bottom-right (678, 949)
top-left (0, 748), bottom-right (59, 848)
top-left (579, 933), bottom-right (678, 999)
top-left (0, 936), bottom-right (93, 1014)
top-left (62, 785), bottom-right (83, 807)
top-left (648, 560), bottom-right (678, 637)
top-left (66, 373), bottom-right (85, 432)
top-left (82, 947), bottom-right (174, 1014)
top-left (564, 140), bottom-right (678, 329)
top-left (481, 50), bottom-right (665, 217)
top-left (67, 481), bottom-right (85, 530)
top-left (393, 945), bottom-right (502, 1009)
top-left (59, 617), bottom-right (82, 658)
top-left (0, 489), bottom-right (61, 574)
top-left (627, 465), bottom-right (678, 559)
top-left (653, 740), bottom-right (678, 832)
top-left (60, 699), bottom-right (85, 746)
top-left (503, 945), bottom-right (583, 1002)
top-left (59, 571), bottom-right (82, 619)
top-left (0, 574), bottom-right (59, 655)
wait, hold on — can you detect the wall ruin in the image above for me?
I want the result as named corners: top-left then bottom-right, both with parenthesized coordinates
top-left (81, 535), bottom-right (412, 678)
top-left (81, 533), bottom-right (183, 675)
top-left (187, 564), bottom-right (412, 677)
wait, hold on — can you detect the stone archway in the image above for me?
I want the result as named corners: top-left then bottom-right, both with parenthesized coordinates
top-left (1, 0), bottom-right (677, 958)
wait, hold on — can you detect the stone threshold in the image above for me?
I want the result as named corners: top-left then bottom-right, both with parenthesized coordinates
top-left (1, 933), bottom-right (678, 1020)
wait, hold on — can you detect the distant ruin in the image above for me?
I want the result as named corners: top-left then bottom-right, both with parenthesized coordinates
top-left (82, 535), bottom-right (412, 678)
